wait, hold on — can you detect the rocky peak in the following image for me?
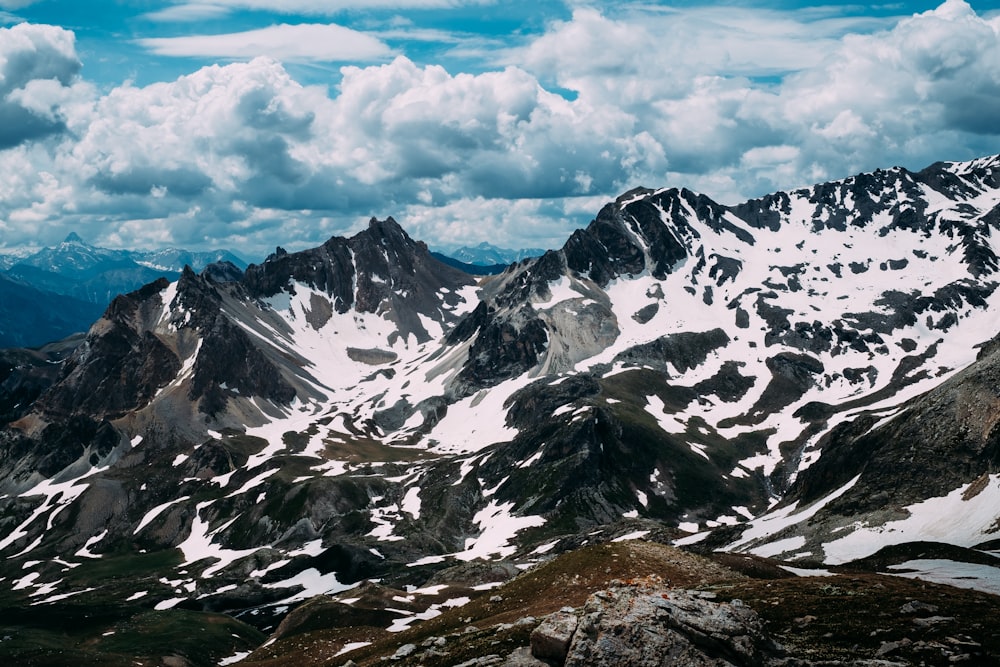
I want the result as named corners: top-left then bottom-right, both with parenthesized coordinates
top-left (201, 260), bottom-right (245, 284)
top-left (245, 217), bottom-right (473, 324)
top-left (32, 277), bottom-right (180, 420)
top-left (7, 156), bottom-right (1000, 666)
top-left (563, 201), bottom-right (648, 286)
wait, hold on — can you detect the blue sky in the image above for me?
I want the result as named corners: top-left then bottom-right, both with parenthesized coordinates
top-left (0, 0), bottom-right (999, 257)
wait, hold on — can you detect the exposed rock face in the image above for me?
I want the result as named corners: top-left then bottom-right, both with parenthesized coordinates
top-left (529, 609), bottom-right (578, 662)
top-left (0, 337), bottom-right (80, 424)
top-left (245, 217), bottom-right (476, 344)
top-left (552, 578), bottom-right (779, 667)
top-left (35, 277), bottom-right (182, 420)
top-left (724, 323), bottom-right (1000, 561)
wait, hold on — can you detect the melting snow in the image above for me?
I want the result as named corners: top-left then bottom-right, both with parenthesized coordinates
top-left (219, 651), bottom-right (251, 666)
top-left (262, 567), bottom-right (353, 605)
top-left (822, 474), bottom-right (1000, 564)
top-left (401, 486), bottom-right (422, 519)
top-left (886, 559), bottom-right (1000, 596)
top-left (135, 496), bottom-right (190, 535)
top-left (73, 530), bottom-right (107, 559)
top-left (453, 500), bottom-right (546, 561)
top-left (780, 565), bottom-right (834, 577)
top-left (612, 530), bottom-right (650, 542)
top-left (177, 501), bottom-right (261, 577)
top-left (726, 475), bottom-right (861, 552)
top-left (335, 642), bottom-right (372, 657)
top-left (750, 535), bottom-right (807, 558)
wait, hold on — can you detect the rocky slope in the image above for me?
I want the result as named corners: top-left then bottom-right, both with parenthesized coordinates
top-left (3, 156), bottom-right (1000, 663)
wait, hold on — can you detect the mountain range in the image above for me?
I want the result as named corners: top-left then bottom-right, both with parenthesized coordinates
top-left (440, 242), bottom-right (546, 266)
top-left (3, 155), bottom-right (1000, 665)
top-left (0, 234), bottom-right (247, 348)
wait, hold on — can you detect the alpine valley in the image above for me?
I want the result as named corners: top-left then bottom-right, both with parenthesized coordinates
top-left (4, 155), bottom-right (1000, 666)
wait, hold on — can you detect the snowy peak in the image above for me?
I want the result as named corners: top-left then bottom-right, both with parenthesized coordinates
top-left (26, 218), bottom-right (482, 431)
top-left (246, 217), bottom-right (477, 342)
top-left (446, 152), bottom-right (1000, 492)
top-left (446, 241), bottom-right (546, 266)
top-left (61, 231), bottom-right (89, 246)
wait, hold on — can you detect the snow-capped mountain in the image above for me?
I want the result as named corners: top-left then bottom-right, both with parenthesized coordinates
top-left (3, 156), bottom-right (1000, 662)
top-left (443, 241), bottom-right (546, 266)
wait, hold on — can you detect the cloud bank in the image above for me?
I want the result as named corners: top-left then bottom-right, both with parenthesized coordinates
top-left (2, 0), bottom-right (999, 257)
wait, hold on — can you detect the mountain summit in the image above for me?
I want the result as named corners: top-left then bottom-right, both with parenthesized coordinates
top-left (62, 231), bottom-right (88, 245)
top-left (4, 156), bottom-right (1000, 663)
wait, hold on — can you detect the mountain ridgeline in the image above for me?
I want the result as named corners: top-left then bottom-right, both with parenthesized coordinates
top-left (4, 156), bottom-right (1000, 664)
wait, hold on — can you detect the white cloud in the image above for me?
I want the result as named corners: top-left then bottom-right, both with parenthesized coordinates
top-left (517, 6), bottom-right (895, 101)
top-left (143, 4), bottom-right (233, 22)
top-left (401, 196), bottom-right (587, 252)
top-left (515, 0), bottom-right (1000, 196)
top-left (159, 0), bottom-right (487, 16)
top-left (0, 23), bottom-right (83, 148)
top-left (138, 23), bottom-right (393, 62)
top-left (773, 0), bottom-right (1000, 169)
top-left (2, 1), bottom-right (1000, 256)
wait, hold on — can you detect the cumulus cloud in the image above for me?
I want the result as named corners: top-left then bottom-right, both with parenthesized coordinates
top-left (770, 0), bottom-right (1000, 177)
top-left (2, 1), bottom-right (1000, 256)
top-left (0, 23), bottom-right (82, 148)
top-left (518, 0), bottom-right (1000, 196)
top-left (138, 23), bottom-right (393, 62)
top-left (518, 6), bottom-right (893, 102)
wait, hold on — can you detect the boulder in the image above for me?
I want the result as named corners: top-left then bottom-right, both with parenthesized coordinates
top-left (563, 576), bottom-right (779, 666)
top-left (530, 608), bottom-right (578, 662)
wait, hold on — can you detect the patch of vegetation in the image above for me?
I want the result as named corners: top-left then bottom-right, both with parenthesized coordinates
top-left (239, 541), bottom-right (745, 667)
top-left (322, 436), bottom-right (429, 463)
top-left (0, 603), bottom-right (262, 667)
top-left (64, 547), bottom-right (184, 590)
top-left (97, 609), bottom-right (265, 664)
top-left (721, 573), bottom-right (1000, 664)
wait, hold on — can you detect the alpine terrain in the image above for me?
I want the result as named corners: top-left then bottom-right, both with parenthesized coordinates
top-left (3, 155), bottom-right (1000, 665)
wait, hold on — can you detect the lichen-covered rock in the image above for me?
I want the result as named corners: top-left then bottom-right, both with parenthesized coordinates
top-left (563, 577), bottom-right (780, 667)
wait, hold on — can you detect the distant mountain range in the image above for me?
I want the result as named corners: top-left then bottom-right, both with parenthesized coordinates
top-left (0, 233), bottom-right (246, 347)
top-left (6, 156), bottom-right (1000, 664)
top-left (441, 241), bottom-right (546, 266)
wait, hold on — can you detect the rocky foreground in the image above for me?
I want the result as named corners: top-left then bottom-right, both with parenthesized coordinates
top-left (229, 540), bottom-right (999, 667)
